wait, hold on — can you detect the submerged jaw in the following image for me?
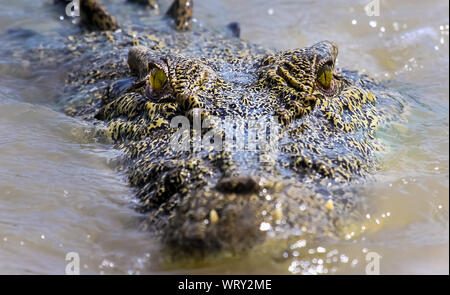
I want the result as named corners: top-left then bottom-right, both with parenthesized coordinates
top-left (158, 174), bottom-right (348, 257)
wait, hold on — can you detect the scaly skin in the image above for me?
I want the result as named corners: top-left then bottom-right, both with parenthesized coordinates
top-left (80, 0), bottom-right (119, 31)
top-left (166, 0), bottom-right (193, 32)
top-left (8, 0), bottom-right (403, 256)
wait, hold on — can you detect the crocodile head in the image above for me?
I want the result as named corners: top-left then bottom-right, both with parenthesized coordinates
top-left (86, 38), bottom-right (393, 256)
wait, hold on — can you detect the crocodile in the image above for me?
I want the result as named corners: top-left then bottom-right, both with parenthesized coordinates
top-left (5, 0), bottom-right (403, 258)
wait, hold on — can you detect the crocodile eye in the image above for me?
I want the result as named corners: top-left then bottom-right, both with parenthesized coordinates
top-left (317, 63), bottom-right (333, 89)
top-left (148, 68), bottom-right (168, 92)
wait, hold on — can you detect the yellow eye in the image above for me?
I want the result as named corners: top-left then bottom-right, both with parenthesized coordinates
top-left (317, 64), bottom-right (333, 89)
top-left (149, 68), bottom-right (167, 92)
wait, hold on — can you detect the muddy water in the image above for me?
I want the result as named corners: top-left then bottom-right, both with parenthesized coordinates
top-left (0, 0), bottom-right (448, 274)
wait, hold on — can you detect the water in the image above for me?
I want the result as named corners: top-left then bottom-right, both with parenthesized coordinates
top-left (0, 0), bottom-right (448, 274)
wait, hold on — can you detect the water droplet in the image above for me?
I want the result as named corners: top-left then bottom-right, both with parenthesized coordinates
top-left (259, 222), bottom-right (271, 231)
top-left (393, 22), bottom-right (400, 31)
top-left (317, 247), bottom-right (326, 253)
top-left (291, 240), bottom-right (306, 249)
top-left (327, 249), bottom-right (339, 258)
top-left (340, 254), bottom-right (349, 263)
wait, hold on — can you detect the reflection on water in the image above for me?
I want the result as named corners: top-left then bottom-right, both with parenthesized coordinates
top-left (0, 0), bottom-right (448, 274)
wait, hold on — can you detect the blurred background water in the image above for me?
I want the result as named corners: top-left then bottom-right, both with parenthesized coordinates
top-left (0, 0), bottom-right (448, 274)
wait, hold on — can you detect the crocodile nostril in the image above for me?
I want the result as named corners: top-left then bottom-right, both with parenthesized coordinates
top-left (215, 176), bottom-right (261, 194)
